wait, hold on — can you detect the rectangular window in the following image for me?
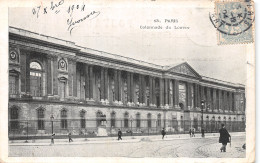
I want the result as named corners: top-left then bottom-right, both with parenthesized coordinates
top-left (124, 118), bottom-right (129, 128)
top-left (148, 119), bottom-right (151, 128)
top-left (61, 119), bottom-right (67, 129)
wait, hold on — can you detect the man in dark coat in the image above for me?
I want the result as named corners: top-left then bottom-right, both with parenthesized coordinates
top-left (161, 128), bottom-right (166, 139)
top-left (201, 128), bottom-right (205, 138)
top-left (118, 129), bottom-right (122, 140)
top-left (68, 132), bottom-right (73, 142)
top-left (219, 124), bottom-right (231, 152)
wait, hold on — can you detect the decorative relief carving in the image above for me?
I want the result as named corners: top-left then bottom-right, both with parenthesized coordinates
top-left (9, 47), bottom-right (20, 64)
top-left (170, 64), bottom-right (196, 77)
top-left (58, 58), bottom-right (68, 71)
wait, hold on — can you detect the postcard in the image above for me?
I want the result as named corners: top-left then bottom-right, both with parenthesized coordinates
top-left (0, 0), bottom-right (255, 162)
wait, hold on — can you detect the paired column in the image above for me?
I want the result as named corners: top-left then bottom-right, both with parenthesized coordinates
top-left (212, 89), bottom-right (217, 111)
top-left (149, 76), bottom-right (153, 106)
top-left (218, 90), bottom-right (222, 111)
top-left (131, 73), bottom-right (134, 103)
top-left (47, 56), bottom-right (53, 95)
top-left (164, 79), bottom-right (169, 106)
top-left (159, 78), bottom-right (164, 107)
top-left (84, 65), bottom-right (89, 100)
top-left (206, 87), bottom-right (211, 110)
top-left (187, 83), bottom-right (192, 109)
top-left (173, 80), bottom-right (179, 108)
top-left (127, 72), bottom-right (131, 102)
top-left (223, 91), bottom-right (227, 111)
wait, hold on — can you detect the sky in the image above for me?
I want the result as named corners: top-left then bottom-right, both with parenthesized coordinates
top-left (8, 0), bottom-right (247, 84)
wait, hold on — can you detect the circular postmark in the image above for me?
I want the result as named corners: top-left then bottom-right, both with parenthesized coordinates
top-left (209, 0), bottom-right (254, 36)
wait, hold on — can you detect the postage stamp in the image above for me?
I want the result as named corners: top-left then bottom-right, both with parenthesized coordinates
top-left (210, 0), bottom-right (255, 45)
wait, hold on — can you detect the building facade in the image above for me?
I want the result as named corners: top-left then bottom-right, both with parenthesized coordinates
top-left (8, 27), bottom-right (246, 137)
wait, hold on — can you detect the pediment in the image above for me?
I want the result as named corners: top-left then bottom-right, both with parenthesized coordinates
top-left (167, 62), bottom-right (201, 78)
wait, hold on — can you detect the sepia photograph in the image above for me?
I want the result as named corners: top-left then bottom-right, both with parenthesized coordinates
top-left (0, 0), bottom-right (255, 162)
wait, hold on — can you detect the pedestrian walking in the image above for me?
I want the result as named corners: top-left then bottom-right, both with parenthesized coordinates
top-left (51, 133), bottom-right (55, 144)
top-left (161, 128), bottom-right (166, 139)
top-left (68, 132), bottom-right (73, 142)
top-left (192, 128), bottom-right (195, 137)
top-left (219, 124), bottom-right (231, 152)
top-left (201, 128), bottom-right (205, 138)
top-left (189, 128), bottom-right (192, 137)
top-left (118, 129), bottom-right (122, 140)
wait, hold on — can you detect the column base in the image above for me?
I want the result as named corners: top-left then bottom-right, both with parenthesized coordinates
top-left (213, 109), bottom-right (219, 113)
top-left (218, 109), bottom-right (224, 113)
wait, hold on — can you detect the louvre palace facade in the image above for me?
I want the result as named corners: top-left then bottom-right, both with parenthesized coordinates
top-left (8, 26), bottom-right (246, 137)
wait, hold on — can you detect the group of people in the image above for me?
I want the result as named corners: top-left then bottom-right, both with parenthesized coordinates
top-left (50, 124), bottom-right (232, 153)
top-left (189, 128), bottom-right (196, 137)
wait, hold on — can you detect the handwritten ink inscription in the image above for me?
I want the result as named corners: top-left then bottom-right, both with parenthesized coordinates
top-left (32, 0), bottom-right (100, 35)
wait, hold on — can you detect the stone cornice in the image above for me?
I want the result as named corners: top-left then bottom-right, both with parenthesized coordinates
top-left (9, 40), bottom-right (76, 59)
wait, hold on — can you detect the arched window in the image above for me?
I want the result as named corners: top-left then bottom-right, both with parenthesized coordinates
top-left (61, 109), bottom-right (68, 129)
top-left (10, 106), bottom-right (19, 129)
top-left (124, 112), bottom-right (129, 128)
top-left (147, 113), bottom-right (152, 128)
top-left (30, 61), bottom-right (42, 97)
top-left (37, 108), bottom-right (45, 130)
top-left (157, 114), bottom-right (161, 127)
top-left (80, 110), bottom-right (86, 128)
top-left (111, 111), bottom-right (116, 127)
top-left (136, 113), bottom-right (141, 128)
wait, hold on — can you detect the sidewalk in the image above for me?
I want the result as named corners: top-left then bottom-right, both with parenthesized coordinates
top-left (9, 132), bottom-right (245, 146)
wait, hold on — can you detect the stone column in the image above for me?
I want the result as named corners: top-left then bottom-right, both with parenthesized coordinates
top-left (165, 79), bottom-right (169, 106)
top-left (197, 85), bottom-right (201, 109)
top-left (53, 56), bottom-right (58, 95)
top-left (104, 68), bottom-right (108, 101)
top-left (47, 56), bottom-right (53, 95)
top-left (193, 83), bottom-right (197, 108)
top-left (131, 73), bottom-right (134, 103)
top-left (200, 86), bottom-right (205, 101)
top-left (152, 77), bottom-right (156, 106)
top-left (89, 65), bottom-right (94, 100)
top-left (218, 90), bottom-right (222, 111)
top-left (118, 70), bottom-right (122, 102)
top-left (114, 69), bottom-right (118, 102)
top-left (149, 76), bottom-right (153, 106)
top-left (100, 67), bottom-right (105, 101)
top-left (142, 75), bottom-right (146, 105)
top-left (223, 91), bottom-right (227, 112)
top-left (213, 88), bottom-right (217, 111)
top-left (187, 83), bottom-right (192, 109)
top-left (127, 72), bottom-right (131, 103)
top-left (25, 53), bottom-right (30, 94)
top-left (85, 64), bottom-right (89, 100)
top-left (138, 74), bottom-right (142, 104)
top-left (230, 92), bottom-right (234, 112)
top-left (72, 61), bottom-right (77, 97)
top-left (206, 87), bottom-right (211, 110)
top-left (174, 80), bottom-right (179, 108)
top-left (160, 78), bottom-right (164, 107)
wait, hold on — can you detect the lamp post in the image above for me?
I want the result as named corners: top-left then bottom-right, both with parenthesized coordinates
top-left (50, 114), bottom-right (54, 134)
top-left (201, 100), bottom-right (205, 131)
top-left (130, 116), bottom-right (133, 136)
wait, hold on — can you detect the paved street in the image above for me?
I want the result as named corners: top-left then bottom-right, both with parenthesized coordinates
top-left (9, 135), bottom-right (245, 158)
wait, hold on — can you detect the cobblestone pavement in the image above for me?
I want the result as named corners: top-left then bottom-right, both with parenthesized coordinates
top-left (9, 136), bottom-right (245, 158)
